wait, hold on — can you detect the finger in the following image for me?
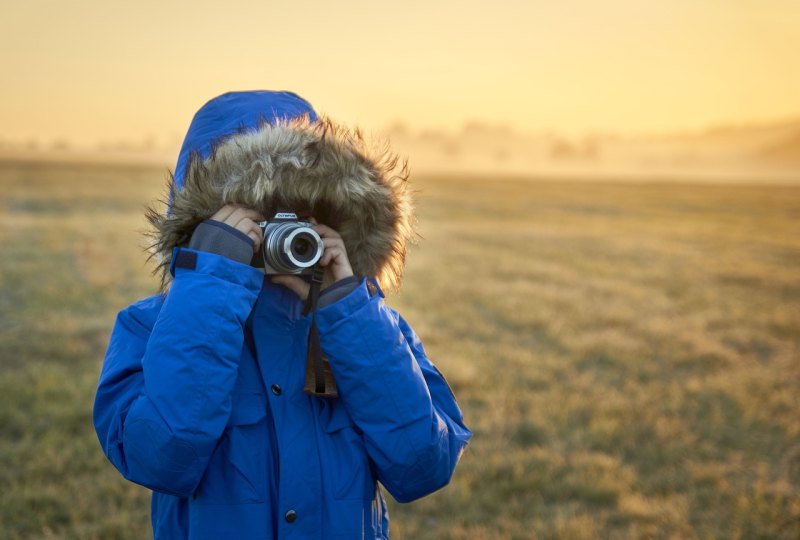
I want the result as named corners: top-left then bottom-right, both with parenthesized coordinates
top-left (246, 231), bottom-right (260, 250)
top-left (226, 208), bottom-right (266, 227)
top-left (270, 275), bottom-right (310, 299)
top-left (237, 219), bottom-right (263, 251)
top-left (245, 224), bottom-right (263, 252)
top-left (222, 211), bottom-right (264, 251)
top-left (322, 238), bottom-right (349, 266)
top-left (308, 216), bottom-right (318, 225)
top-left (321, 246), bottom-right (344, 267)
top-left (233, 212), bottom-right (267, 229)
top-left (320, 246), bottom-right (354, 281)
top-left (207, 205), bottom-right (265, 253)
top-left (210, 204), bottom-right (239, 222)
top-left (321, 237), bottom-right (346, 251)
top-left (313, 224), bottom-right (341, 239)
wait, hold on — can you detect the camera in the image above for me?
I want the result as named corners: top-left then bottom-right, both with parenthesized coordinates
top-left (251, 212), bottom-right (324, 275)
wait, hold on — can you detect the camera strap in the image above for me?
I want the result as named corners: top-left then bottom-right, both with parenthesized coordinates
top-left (303, 265), bottom-right (339, 398)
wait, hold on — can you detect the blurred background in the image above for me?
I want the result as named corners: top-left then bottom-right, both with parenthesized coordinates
top-left (0, 1), bottom-right (798, 538)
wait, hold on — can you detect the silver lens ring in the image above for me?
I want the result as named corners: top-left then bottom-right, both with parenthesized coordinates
top-left (282, 227), bottom-right (324, 268)
top-left (263, 222), bottom-right (324, 273)
top-left (263, 222), bottom-right (297, 273)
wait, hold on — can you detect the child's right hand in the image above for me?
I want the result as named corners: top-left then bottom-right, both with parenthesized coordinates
top-left (209, 204), bottom-right (266, 253)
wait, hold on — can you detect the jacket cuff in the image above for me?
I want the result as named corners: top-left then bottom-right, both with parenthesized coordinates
top-left (169, 247), bottom-right (264, 293)
top-left (188, 220), bottom-right (255, 265)
top-left (315, 277), bottom-right (382, 329)
top-left (317, 276), bottom-right (360, 308)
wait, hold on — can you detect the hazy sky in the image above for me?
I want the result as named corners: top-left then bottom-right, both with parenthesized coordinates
top-left (2, 0), bottom-right (799, 146)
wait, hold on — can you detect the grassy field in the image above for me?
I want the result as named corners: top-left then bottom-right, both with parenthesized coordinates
top-left (0, 160), bottom-right (798, 539)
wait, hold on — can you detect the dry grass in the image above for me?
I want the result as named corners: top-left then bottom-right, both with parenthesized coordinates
top-left (1, 161), bottom-right (798, 539)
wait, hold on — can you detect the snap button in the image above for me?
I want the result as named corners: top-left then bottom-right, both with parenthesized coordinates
top-left (284, 509), bottom-right (297, 523)
top-left (367, 277), bottom-right (385, 298)
top-left (271, 384), bottom-right (282, 396)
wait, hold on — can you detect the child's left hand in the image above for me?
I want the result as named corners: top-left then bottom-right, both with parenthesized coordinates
top-left (270, 221), bottom-right (354, 299)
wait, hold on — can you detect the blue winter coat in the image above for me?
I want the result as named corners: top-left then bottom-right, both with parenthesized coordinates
top-left (93, 91), bottom-right (471, 539)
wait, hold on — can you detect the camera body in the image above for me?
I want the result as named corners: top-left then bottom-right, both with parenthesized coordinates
top-left (252, 212), bottom-right (324, 275)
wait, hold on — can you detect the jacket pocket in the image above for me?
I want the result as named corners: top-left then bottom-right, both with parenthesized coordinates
top-left (318, 400), bottom-right (376, 501)
top-left (192, 393), bottom-right (268, 505)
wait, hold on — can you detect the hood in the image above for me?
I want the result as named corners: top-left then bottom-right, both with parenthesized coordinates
top-left (146, 90), bottom-right (416, 293)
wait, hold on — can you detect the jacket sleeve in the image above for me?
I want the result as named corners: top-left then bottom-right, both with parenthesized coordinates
top-left (93, 247), bottom-right (263, 497)
top-left (315, 278), bottom-right (472, 503)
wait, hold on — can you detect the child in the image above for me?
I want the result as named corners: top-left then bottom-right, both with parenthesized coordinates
top-left (93, 90), bottom-right (471, 539)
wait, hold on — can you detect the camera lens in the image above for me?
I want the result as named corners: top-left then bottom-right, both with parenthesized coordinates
top-left (291, 234), bottom-right (316, 263)
top-left (263, 222), bottom-right (323, 273)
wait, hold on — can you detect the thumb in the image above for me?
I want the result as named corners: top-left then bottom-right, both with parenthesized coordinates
top-left (270, 275), bottom-right (310, 300)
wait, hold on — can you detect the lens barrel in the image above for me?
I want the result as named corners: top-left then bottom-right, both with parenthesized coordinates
top-left (262, 222), bottom-right (324, 273)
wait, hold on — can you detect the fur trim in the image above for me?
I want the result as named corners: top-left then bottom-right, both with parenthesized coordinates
top-left (146, 115), bottom-right (416, 293)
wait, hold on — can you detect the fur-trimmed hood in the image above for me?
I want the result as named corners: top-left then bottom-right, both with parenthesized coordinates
top-left (146, 91), bottom-right (416, 293)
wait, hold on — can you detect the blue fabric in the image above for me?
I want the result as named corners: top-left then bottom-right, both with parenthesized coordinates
top-left (172, 90), bottom-right (318, 194)
top-left (94, 90), bottom-right (470, 539)
top-left (93, 248), bottom-right (471, 539)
